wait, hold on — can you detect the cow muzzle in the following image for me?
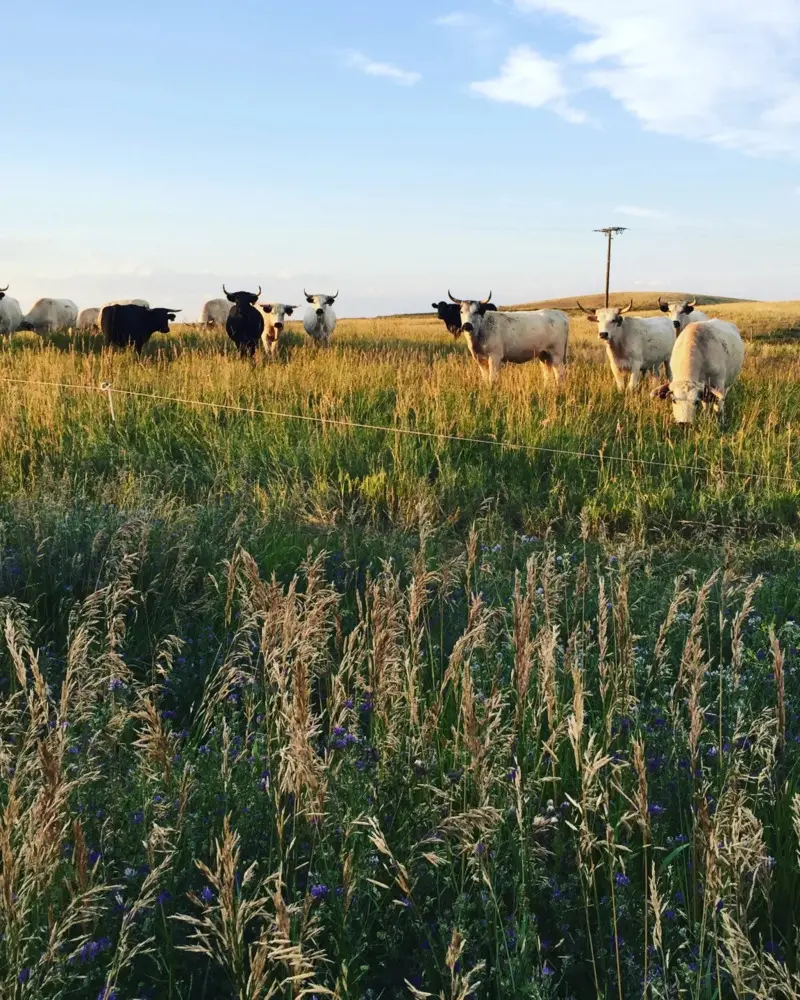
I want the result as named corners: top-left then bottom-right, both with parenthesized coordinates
top-left (316, 309), bottom-right (324, 318)
top-left (274, 323), bottom-right (284, 332)
top-left (462, 323), bottom-right (473, 334)
top-left (599, 331), bottom-right (609, 341)
top-left (673, 321), bottom-right (681, 332)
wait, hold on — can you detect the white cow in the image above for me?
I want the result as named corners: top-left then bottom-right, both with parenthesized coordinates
top-left (652, 320), bottom-right (744, 425)
top-left (0, 285), bottom-right (23, 334)
top-left (77, 307), bottom-right (101, 330)
top-left (578, 300), bottom-right (674, 391)
top-left (98, 299), bottom-right (150, 330)
top-left (20, 298), bottom-right (79, 333)
top-left (450, 291), bottom-right (569, 385)
top-left (201, 298), bottom-right (234, 328)
top-left (658, 297), bottom-right (710, 335)
top-left (259, 302), bottom-right (299, 356)
top-left (303, 290), bottom-right (338, 345)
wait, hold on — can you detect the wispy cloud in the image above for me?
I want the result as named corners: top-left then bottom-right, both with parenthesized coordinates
top-left (435, 11), bottom-right (479, 28)
top-left (615, 205), bottom-right (667, 219)
top-left (343, 50), bottom-right (421, 87)
top-left (471, 46), bottom-right (587, 124)
top-left (504, 0), bottom-right (800, 156)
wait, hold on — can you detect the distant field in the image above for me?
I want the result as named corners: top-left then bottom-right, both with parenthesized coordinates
top-left (2, 299), bottom-right (800, 999)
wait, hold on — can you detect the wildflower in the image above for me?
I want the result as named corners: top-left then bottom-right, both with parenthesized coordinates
top-left (131, 810), bottom-right (144, 825)
top-left (157, 891), bottom-right (172, 906)
top-left (198, 745), bottom-right (210, 756)
top-left (161, 709), bottom-right (176, 720)
top-left (109, 678), bottom-right (125, 692)
top-left (648, 803), bottom-right (665, 817)
top-left (97, 987), bottom-right (117, 1000)
top-left (542, 963), bottom-right (555, 976)
top-left (18, 968), bottom-right (31, 984)
top-left (310, 884), bottom-right (329, 899)
top-left (615, 873), bottom-right (631, 887)
top-left (200, 886), bottom-right (214, 904)
top-left (88, 848), bottom-right (102, 866)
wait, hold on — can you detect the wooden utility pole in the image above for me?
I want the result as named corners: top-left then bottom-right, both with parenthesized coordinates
top-left (594, 226), bottom-right (628, 306)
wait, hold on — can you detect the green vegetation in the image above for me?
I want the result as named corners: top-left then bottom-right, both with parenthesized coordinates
top-left (1, 302), bottom-right (800, 999)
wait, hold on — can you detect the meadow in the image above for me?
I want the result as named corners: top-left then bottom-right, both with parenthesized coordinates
top-left (1, 297), bottom-right (800, 999)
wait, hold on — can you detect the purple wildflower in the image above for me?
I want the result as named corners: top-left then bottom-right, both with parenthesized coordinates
top-left (310, 884), bottom-right (329, 899)
top-left (615, 873), bottom-right (631, 887)
top-left (200, 886), bottom-right (214, 904)
top-left (18, 968), bottom-right (31, 984)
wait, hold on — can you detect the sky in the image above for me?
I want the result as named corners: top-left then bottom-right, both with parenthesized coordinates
top-left (3, 0), bottom-right (800, 319)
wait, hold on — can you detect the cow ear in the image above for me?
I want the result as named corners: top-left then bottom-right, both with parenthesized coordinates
top-left (261, 304), bottom-right (273, 313)
top-left (587, 314), bottom-right (598, 323)
top-left (478, 304), bottom-right (489, 316)
top-left (651, 383), bottom-right (672, 400)
top-left (285, 307), bottom-right (294, 316)
top-left (659, 302), bottom-right (669, 313)
top-left (306, 296), bottom-right (314, 303)
top-left (327, 297), bottom-right (335, 306)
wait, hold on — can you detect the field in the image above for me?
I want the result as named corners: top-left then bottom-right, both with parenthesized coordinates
top-left (1, 298), bottom-right (800, 999)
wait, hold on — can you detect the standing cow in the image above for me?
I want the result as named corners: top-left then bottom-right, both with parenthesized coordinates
top-left (658, 297), bottom-right (710, 334)
top-left (19, 298), bottom-right (79, 333)
top-left (0, 285), bottom-right (23, 334)
top-left (77, 307), bottom-right (101, 330)
top-left (449, 291), bottom-right (569, 385)
top-left (432, 299), bottom-right (496, 337)
top-left (577, 300), bottom-right (674, 391)
top-left (223, 285), bottom-right (264, 358)
top-left (101, 303), bottom-right (181, 354)
top-left (201, 299), bottom-right (234, 328)
top-left (303, 290), bottom-right (338, 345)
top-left (652, 320), bottom-right (744, 425)
top-left (259, 303), bottom-right (299, 356)
top-left (98, 300), bottom-right (150, 331)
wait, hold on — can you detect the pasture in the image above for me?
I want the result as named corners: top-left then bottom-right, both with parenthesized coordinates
top-left (2, 298), bottom-right (800, 1000)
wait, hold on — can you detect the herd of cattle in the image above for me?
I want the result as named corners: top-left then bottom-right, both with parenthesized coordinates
top-left (0, 283), bottom-right (744, 424)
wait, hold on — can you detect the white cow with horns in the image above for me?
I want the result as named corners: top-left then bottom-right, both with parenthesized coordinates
top-left (449, 291), bottom-right (569, 385)
top-left (651, 319), bottom-right (744, 425)
top-left (201, 299), bottom-right (234, 328)
top-left (658, 297), bottom-right (710, 335)
top-left (303, 290), bottom-right (338, 345)
top-left (259, 302), bottom-right (299, 356)
top-left (0, 285), bottom-right (23, 334)
top-left (20, 298), bottom-right (79, 333)
top-left (577, 300), bottom-right (674, 391)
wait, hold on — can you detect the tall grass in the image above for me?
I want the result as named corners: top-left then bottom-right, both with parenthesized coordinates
top-left (1, 302), bottom-right (800, 998)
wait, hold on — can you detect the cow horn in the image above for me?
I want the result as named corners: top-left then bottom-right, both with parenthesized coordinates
top-left (620, 298), bottom-right (634, 314)
top-left (481, 291), bottom-right (492, 305)
top-left (331, 290), bottom-right (339, 300)
top-left (304, 288), bottom-right (311, 298)
top-left (448, 290), bottom-right (463, 304)
top-left (256, 286), bottom-right (261, 297)
top-left (687, 299), bottom-right (697, 310)
top-left (222, 284), bottom-right (230, 295)
top-left (576, 300), bottom-right (595, 315)
top-left (0, 285), bottom-right (8, 293)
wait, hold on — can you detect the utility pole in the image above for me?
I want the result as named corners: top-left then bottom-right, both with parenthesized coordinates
top-left (594, 226), bottom-right (628, 307)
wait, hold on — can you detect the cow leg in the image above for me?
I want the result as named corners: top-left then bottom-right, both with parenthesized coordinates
top-left (627, 363), bottom-right (642, 391)
top-left (551, 362), bottom-right (565, 385)
top-left (609, 360), bottom-right (627, 392)
top-left (539, 360), bottom-right (552, 385)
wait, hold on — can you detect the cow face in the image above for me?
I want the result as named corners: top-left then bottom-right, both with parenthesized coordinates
top-left (305, 292), bottom-right (338, 318)
top-left (432, 301), bottom-right (462, 337)
top-left (260, 303), bottom-right (297, 340)
top-left (223, 284), bottom-right (261, 308)
top-left (659, 298), bottom-right (697, 333)
top-left (458, 299), bottom-right (495, 343)
top-left (149, 308), bottom-right (180, 334)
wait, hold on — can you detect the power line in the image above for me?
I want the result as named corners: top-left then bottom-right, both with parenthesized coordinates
top-left (594, 227), bottom-right (628, 307)
top-left (0, 374), bottom-right (798, 489)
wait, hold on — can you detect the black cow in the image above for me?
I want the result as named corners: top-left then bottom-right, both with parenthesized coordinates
top-left (101, 304), bottom-right (180, 354)
top-left (223, 285), bottom-right (264, 358)
top-left (432, 299), bottom-right (497, 337)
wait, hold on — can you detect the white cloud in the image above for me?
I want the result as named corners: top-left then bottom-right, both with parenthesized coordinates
top-left (506, 0), bottom-right (800, 155)
top-left (343, 51), bottom-right (421, 87)
top-left (434, 11), bottom-right (478, 28)
top-left (471, 46), bottom-right (587, 124)
top-left (615, 205), bottom-right (666, 219)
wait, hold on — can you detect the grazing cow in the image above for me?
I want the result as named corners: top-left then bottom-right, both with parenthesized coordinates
top-left (658, 296), bottom-right (710, 334)
top-left (259, 303), bottom-right (299, 356)
top-left (77, 307), bottom-right (101, 330)
top-left (223, 285), bottom-right (264, 358)
top-left (202, 298), bottom-right (234, 328)
top-left (19, 298), bottom-right (79, 333)
top-left (98, 299), bottom-right (150, 331)
top-left (0, 285), bottom-right (23, 334)
top-left (449, 291), bottom-right (569, 385)
top-left (652, 320), bottom-right (744, 425)
top-left (101, 304), bottom-right (181, 353)
top-left (577, 300), bottom-right (674, 391)
top-left (432, 299), bottom-right (496, 337)
top-left (303, 290), bottom-right (338, 345)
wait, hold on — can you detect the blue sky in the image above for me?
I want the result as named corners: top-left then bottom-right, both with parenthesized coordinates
top-left (3, 0), bottom-right (800, 318)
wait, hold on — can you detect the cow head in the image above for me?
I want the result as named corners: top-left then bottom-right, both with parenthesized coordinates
top-left (651, 378), bottom-right (722, 425)
top-left (432, 301), bottom-right (462, 337)
top-left (260, 303), bottom-right (298, 340)
top-left (448, 291), bottom-right (493, 346)
top-left (223, 284), bottom-right (261, 308)
top-left (0, 284), bottom-right (7, 301)
top-left (658, 297), bottom-right (698, 333)
top-left (577, 300), bottom-right (633, 342)
top-left (305, 290), bottom-right (338, 318)
top-left (149, 307), bottom-right (181, 334)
